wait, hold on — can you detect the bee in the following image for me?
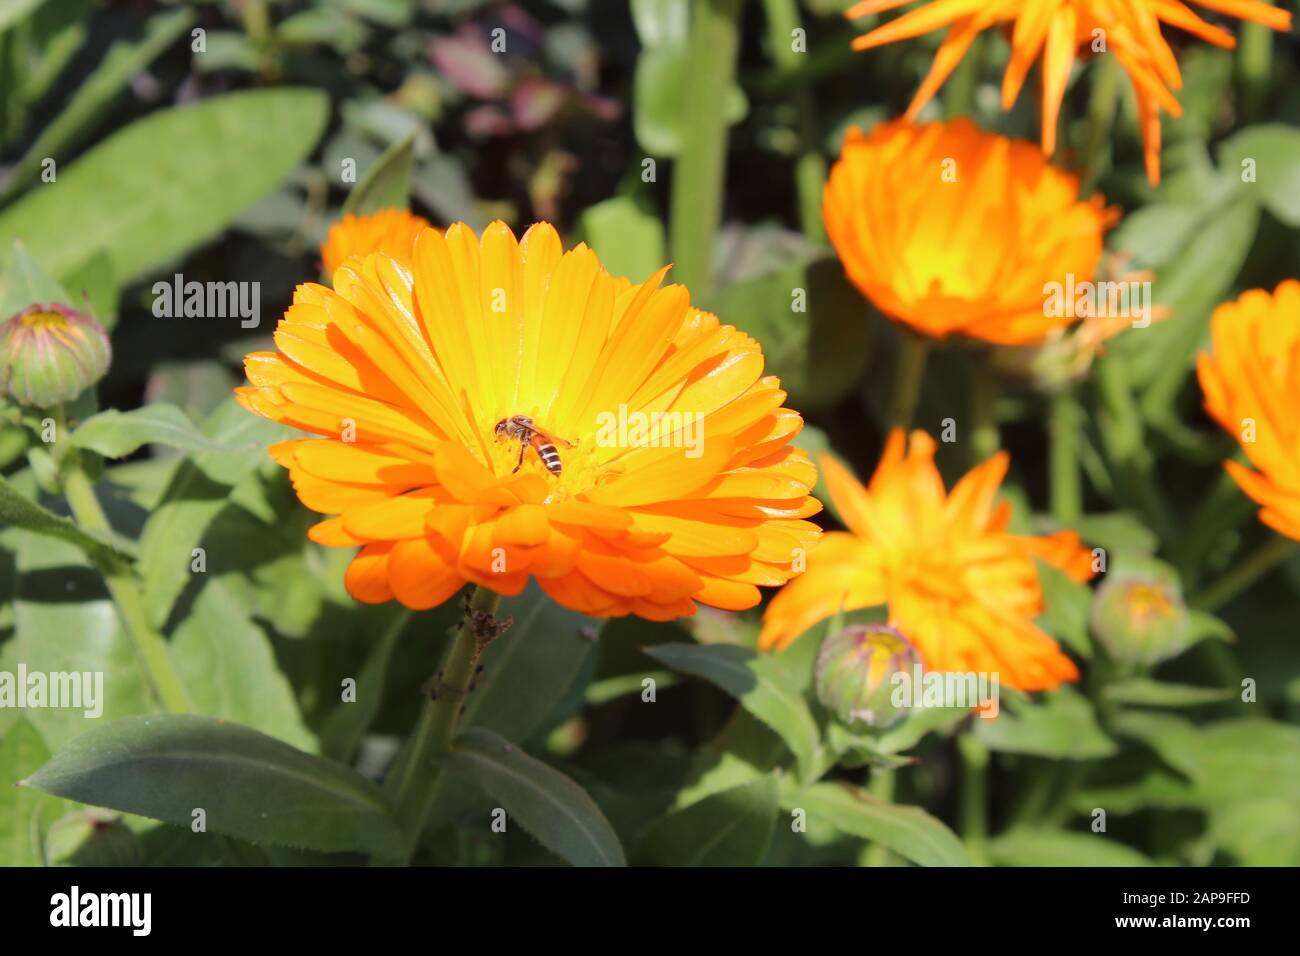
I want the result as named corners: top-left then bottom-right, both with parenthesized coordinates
top-left (494, 415), bottom-right (575, 476)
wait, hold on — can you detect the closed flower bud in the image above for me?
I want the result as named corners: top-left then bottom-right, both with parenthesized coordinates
top-left (1090, 560), bottom-right (1190, 666)
top-left (815, 624), bottom-right (918, 728)
top-left (0, 303), bottom-right (110, 408)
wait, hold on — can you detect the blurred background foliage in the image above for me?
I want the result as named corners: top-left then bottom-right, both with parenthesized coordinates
top-left (1, 0), bottom-right (1299, 867)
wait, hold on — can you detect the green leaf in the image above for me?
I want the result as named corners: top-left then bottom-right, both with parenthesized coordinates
top-left (319, 607), bottom-right (410, 762)
top-left (1103, 678), bottom-right (1234, 708)
top-left (0, 9), bottom-right (194, 202)
top-left (0, 240), bottom-right (75, 315)
top-left (631, 0), bottom-right (747, 157)
top-left (23, 714), bottom-right (402, 856)
top-left (1114, 713), bottom-right (1300, 807)
top-left (460, 582), bottom-right (601, 744)
top-left (0, 474), bottom-right (135, 569)
top-left (0, 718), bottom-right (60, 866)
top-left (0, 89), bottom-right (329, 282)
top-left (988, 829), bottom-right (1151, 867)
top-left (577, 195), bottom-right (666, 284)
top-left (1217, 124), bottom-right (1300, 227)
top-left (788, 781), bottom-right (970, 867)
top-left (342, 131), bottom-right (415, 216)
top-left (0, 0), bottom-right (45, 34)
top-left (705, 255), bottom-right (872, 413)
top-left (644, 642), bottom-right (820, 778)
top-left (1035, 558), bottom-right (1093, 657)
top-left (138, 396), bottom-right (289, 627)
top-left (72, 403), bottom-right (238, 459)
top-left (1134, 198), bottom-right (1258, 414)
top-left (171, 578), bottom-right (316, 751)
top-left (445, 727), bottom-right (626, 867)
top-left (975, 686), bottom-right (1116, 759)
top-left (10, 533), bottom-right (153, 750)
top-left (1074, 512), bottom-right (1159, 556)
top-left (637, 775), bottom-right (778, 866)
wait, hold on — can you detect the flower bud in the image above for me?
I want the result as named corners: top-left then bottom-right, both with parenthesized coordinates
top-left (1089, 560), bottom-right (1190, 666)
top-left (815, 624), bottom-right (918, 728)
top-left (0, 303), bottom-right (110, 407)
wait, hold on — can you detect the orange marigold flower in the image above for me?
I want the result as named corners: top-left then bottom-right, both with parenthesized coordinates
top-left (320, 209), bottom-right (433, 275)
top-left (237, 221), bottom-right (822, 619)
top-left (824, 118), bottom-right (1116, 345)
top-left (758, 429), bottom-right (1096, 692)
top-left (1196, 279), bottom-right (1300, 541)
top-left (846, 0), bottom-right (1292, 184)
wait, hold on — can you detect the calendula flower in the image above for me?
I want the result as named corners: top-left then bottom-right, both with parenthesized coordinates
top-left (846, 1), bottom-right (1292, 184)
top-left (0, 303), bottom-right (111, 407)
top-left (1196, 279), bottom-right (1300, 541)
top-left (320, 209), bottom-right (434, 275)
top-left (758, 429), bottom-right (1095, 691)
top-left (824, 118), bottom-right (1116, 345)
top-left (237, 221), bottom-right (822, 619)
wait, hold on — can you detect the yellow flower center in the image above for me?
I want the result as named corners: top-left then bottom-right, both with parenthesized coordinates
top-left (1123, 582), bottom-right (1176, 628)
top-left (20, 309), bottom-right (68, 331)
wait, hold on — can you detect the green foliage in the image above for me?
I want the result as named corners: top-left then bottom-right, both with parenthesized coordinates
top-left (0, 0), bottom-right (1296, 872)
top-left (444, 727), bottom-right (625, 867)
top-left (24, 714), bottom-right (403, 856)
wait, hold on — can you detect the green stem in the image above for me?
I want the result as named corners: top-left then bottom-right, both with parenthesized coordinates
top-left (761, 0), bottom-right (827, 242)
top-left (1048, 390), bottom-right (1082, 523)
top-left (1081, 53), bottom-right (1121, 190)
top-left (1093, 356), bottom-right (1172, 541)
top-left (1172, 465), bottom-right (1256, 586)
top-left (863, 769), bottom-right (894, 866)
top-left (885, 331), bottom-right (930, 431)
top-left (668, 0), bottom-right (744, 297)
top-left (1237, 21), bottom-right (1271, 124)
top-left (384, 585), bottom-right (503, 864)
top-left (969, 362), bottom-right (1000, 463)
top-left (942, 32), bottom-right (982, 118)
top-left (958, 734), bottom-right (989, 865)
top-left (1192, 536), bottom-right (1297, 612)
top-left (61, 463), bottom-right (192, 713)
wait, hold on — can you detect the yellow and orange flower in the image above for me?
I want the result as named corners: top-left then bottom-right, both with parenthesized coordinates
top-left (320, 209), bottom-right (434, 275)
top-left (237, 220), bottom-right (822, 619)
top-left (824, 118), bottom-right (1116, 346)
top-left (758, 429), bottom-right (1095, 691)
top-left (846, 1), bottom-right (1292, 184)
top-left (1196, 279), bottom-right (1300, 541)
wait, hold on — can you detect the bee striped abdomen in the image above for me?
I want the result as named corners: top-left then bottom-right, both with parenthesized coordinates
top-left (536, 442), bottom-right (563, 475)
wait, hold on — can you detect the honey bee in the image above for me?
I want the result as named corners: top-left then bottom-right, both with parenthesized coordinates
top-left (494, 415), bottom-right (575, 476)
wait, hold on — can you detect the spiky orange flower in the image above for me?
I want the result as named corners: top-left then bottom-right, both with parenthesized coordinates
top-left (237, 221), bottom-right (822, 619)
top-left (846, 0), bottom-right (1292, 184)
top-left (320, 209), bottom-right (434, 275)
top-left (824, 118), bottom-right (1116, 345)
top-left (1197, 280), bottom-right (1300, 541)
top-left (758, 430), bottom-right (1095, 691)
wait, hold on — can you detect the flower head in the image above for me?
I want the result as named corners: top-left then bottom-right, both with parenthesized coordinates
top-left (824, 118), bottom-right (1116, 345)
top-left (1090, 557), bottom-right (1190, 666)
top-left (238, 221), bottom-right (822, 619)
top-left (845, 0), bottom-right (1292, 184)
top-left (0, 303), bottom-right (111, 407)
top-left (816, 623), bottom-right (919, 727)
top-left (758, 429), bottom-right (1095, 691)
top-left (321, 209), bottom-right (434, 275)
top-left (1196, 279), bottom-right (1300, 541)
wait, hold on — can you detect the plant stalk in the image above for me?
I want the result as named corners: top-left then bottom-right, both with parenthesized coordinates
top-left (669, 0), bottom-right (744, 297)
top-left (61, 461), bottom-right (192, 713)
top-left (1192, 537), bottom-right (1297, 612)
top-left (886, 331), bottom-right (930, 431)
top-left (384, 585), bottom-right (505, 864)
